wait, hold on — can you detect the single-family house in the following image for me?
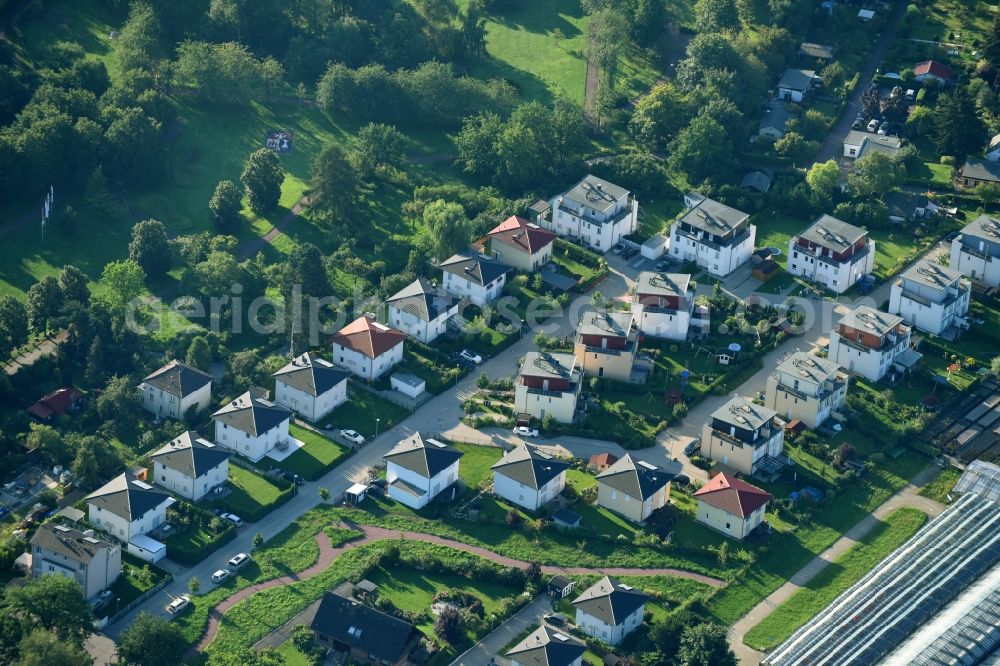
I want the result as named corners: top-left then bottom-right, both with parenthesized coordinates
top-left (149, 431), bottom-right (231, 502)
top-left (572, 576), bottom-right (649, 645)
top-left (758, 103), bottom-right (791, 140)
top-left (701, 396), bottom-right (787, 480)
top-left (764, 352), bottom-right (848, 428)
top-left (959, 159), bottom-right (1000, 188)
top-left (588, 452), bottom-right (618, 472)
top-left (693, 472), bottom-right (772, 540)
top-left (573, 311), bottom-right (637, 382)
top-left (669, 197), bottom-right (755, 277)
top-left (491, 444), bottom-right (570, 511)
top-left (548, 575), bottom-right (576, 599)
top-left (273, 352), bottom-right (350, 421)
top-left (798, 42), bottom-right (835, 61)
top-left (332, 316), bottom-right (407, 381)
top-left (513, 352), bottom-right (582, 423)
top-left (949, 214), bottom-right (1000, 288)
top-left (777, 68), bottom-right (817, 102)
top-left (787, 214), bottom-right (875, 294)
top-left (545, 175), bottom-right (639, 252)
top-left (484, 215), bottom-right (557, 272)
top-left (595, 454), bottom-right (672, 523)
top-left (138, 360), bottom-right (212, 421)
top-left (987, 134), bottom-right (1000, 161)
top-left (914, 60), bottom-right (953, 84)
top-left (828, 306), bottom-right (921, 382)
top-left (27, 387), bottom-right (84, 422)
top-left (438, 254), bottom-right (509, 306)
top-left (508, 626), bottom-right (586, 666)
top-left (385, 278), bottom-right (459, 344)
top-left (884, 191), bottom-right (940, 223)
top-left (888, 258), bottom-right (971, 335)
top-left (741, 171), bottom-right (772, 193)
top-left (30, 523), bottom-right (121, 600)
top-left (85, 473), bottom-right (175, 544)
top-left (383, 433), bottom-right (463, 510)
top-left (212, 388), bottom-right (292, 462)
top-left (310, 592), bottom-right (424, 666)
top-left (843, 130), bottom-right (902, 160)
top-left (631, 271), bottom-right (695, 340)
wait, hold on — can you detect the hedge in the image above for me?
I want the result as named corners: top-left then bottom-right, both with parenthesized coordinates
top-left (165, 525), bottom-right (237, 565)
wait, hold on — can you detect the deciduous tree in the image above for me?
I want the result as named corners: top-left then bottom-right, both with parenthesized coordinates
top-left (422, 199), bottom-right (470, 261)
top-left (695, 0), bottom-right (740, 32)
top-left (209, 179), bottom-right (243, 231)
top-left (57, 265), bottom-right (90, 306)
top-left (668, 115), bottom-right (732, 184)
top-left (310, 143), bottom-right (361, 221)
top-left (2, 575), bottom-right (92, 645)
top-left (100, 259), bottom-right (145, 318)
top-left (806, 159), bottom-right (841, 195)
top-left (848, 151), bottom-right (905, 197)
top-left (353, 123), bottom-right (410, 174)
top-left (185, 336), bottom-right (212, 372)
top-left (0, 295), bottom-right (28, 353)
top-left (26, 276), bottom-right (62, 334)
top-left (677, 623), bottom-right (737, 666)
top-left (17, 628), bottom-right (92, 666)
top-left (116, 612), bottom-right (186, 666)
top-left (129, 219), bottom-right (172, 277)
top-left (241, 148), bottom-right (284, 214)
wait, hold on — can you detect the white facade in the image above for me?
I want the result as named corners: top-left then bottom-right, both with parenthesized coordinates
top-left (152, 457), bottom-right (228, 502)
top-left (274, 375), bottom-right (346, 422)
top-left (214, 416), bottom-right (289, 462)
top-left (545, 175), bottom-right (639, 252)
top-left (764, 352), bottom-right (847, 429)
top-left (888, 261), bottom-right (971, 336)
top-left (87, 498), bottom-right (169, 544)
top-left (440, 270), bottom-right (506, 306)
top-left (385, 458), bottom-right (459, 510)
top-left (828, 315), bottom-right (915, 383)
top-left (388, 303), bottom-right (456, 343)
top-left (632, 301), bottom-right (692, 340)
top-left (138, 380), bottom-right (210, 421)
top-left (513, 382), bottom-right (580, 423)
top-left (575, 606), bottom-right (644, 646)
top-left (31, 527), bottom-right (121, 600)
top-left (668, 211), bottom-right (756, 277)
top-left (492, 470), bottom-right (566, 511)
top-left (787, 238), bottom-right (875, 294)
top-left (332, 341), bottom-right (404, 381)
top-left (949, 218), bottom-right (1000, 288)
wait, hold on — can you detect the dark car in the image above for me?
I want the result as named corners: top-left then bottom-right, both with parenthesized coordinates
top-left (945, 230), bottom-right (960, 242)
top-left (684, 440), bottom-right (700, 456)
top-left (543, 613), bottom-right (567, 627)
top-left (282, 472), bottom-right (305, 486)
top-left (673, 474), bottom-right (691, 486)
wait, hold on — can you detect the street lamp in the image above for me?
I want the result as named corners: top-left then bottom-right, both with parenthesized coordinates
top-left (115, 597), bottom-right (120, 617)
top-left (375, 418), bottom-right (381, 439)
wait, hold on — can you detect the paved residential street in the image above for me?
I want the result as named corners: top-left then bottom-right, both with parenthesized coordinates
top-left (451, 595), bottom-right (553, 666)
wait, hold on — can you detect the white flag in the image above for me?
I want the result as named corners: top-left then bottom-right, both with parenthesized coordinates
top-left (49, 185), bottom-right (54, 204)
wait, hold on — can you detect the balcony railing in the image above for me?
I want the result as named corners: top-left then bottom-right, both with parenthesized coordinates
top-left (558, 200), bottom-right (633, 228)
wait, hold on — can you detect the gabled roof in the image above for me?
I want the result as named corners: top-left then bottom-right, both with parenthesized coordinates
top-left (596, 454), bottom-right (672, 501)
top-left (85, 473), bottom-right (173, 523)
top-left (488, 216), bottom-right (557, 255)
top-left (915, 60), bottom-right (952, 80)
top-left (560, 175), bottom-right (630, 214)
top-left (741, 171), bottom-right (772, 193)
top-left (149, 431), bottom-right (231, 479)
top-left (694, 472), bottom-right (772, 518)
top-left (961, 158), bottom-right (1000, 183)
top-left (571, 576), bottom-right (649, 626)
top-left (492, 444), bottom-right (570, 490)
top-left (27, 387), bottom-right (83, 420)
top-left (589, 452), bottom-right (618, 467)
top-left (385, 278), bottom-right (458, 323)
top-left (759, 103), bottom-right (791, 132)
top-left (577, 311), bottom-right (634, 339)
top-left (711, 396), bottom-right (778, 431)
top-left (212, 389), bottom-right (291, 437)
top-left (331, 316), bottom-right (407, 359)
top-left (438, 254), bottom-right (510, 287)
top-left (310, 593), bottom-right (422, 664)
top-left (30, 523), bottom-right (114, 564)
top-left (799, 42), bottom-right (835, 59)
top-left (778, 68), bottom-right (816, 92)
top-left (796, 214), bottom-right (868, 252)
top-left (506, 625), bottom-right (586, 666)
top-left (141, 360), bottom-right (212, 398)
top-left (273, 352), bottom-right (350, 397)
top-left (635, 271), bottom-right (692, 298)
top-left (383, 432), bottom-right (463, 479)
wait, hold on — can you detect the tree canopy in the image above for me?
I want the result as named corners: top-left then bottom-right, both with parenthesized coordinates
top-left (241, 148), bottom-right (284, 214)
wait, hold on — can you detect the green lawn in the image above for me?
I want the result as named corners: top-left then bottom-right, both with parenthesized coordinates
top-left (278, 424), bottom-right (351, 481)
top-left (908, 161), bottom-right (954, 187)
top-left (275, 641), bottom-right (312, 666)
top-left (317, 391), bottom-right (410, 438)
top-left (918, 467), bottom-right (961, 504)
top-left (743, 508), bottom-right (928, 651)
top-left (753, 213), bottom-right (808, 269)
top-left (215, 465), bottom-right (288, 522)
top-left (454, 442), bottom-right (503, 489)
top-left (100, 555), bottom-right (171, 619)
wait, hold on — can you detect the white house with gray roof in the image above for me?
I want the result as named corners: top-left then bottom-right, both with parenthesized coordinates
top-left (492, 444), bottom-right (570, 511)
top-left (138, 360), bottom-right (212, 421)
top-left (272, 352), bottom-right (349, 422)
top-left (669, 197), bottom-right (755, 277)
top-left (787, 214), bottom-right (874, 294)
top-left (383, 432), bottom-right (463, 509)
top-left (438, 254), bottom-right (509, 306)
top-left (572, 576), bottom-right (649, 645)
top-left (764, 352), bottom-right (847, 428)
top-left (595, 455), bottom-right (673, 523)
top-left (507, 625), bottom-right (586, 666)
top-left (514, 352), bottom-right (582, 423)
top-left (631, 271), bottom-right (695, 339)
top-left (85, 473), bottom-right (175, 544)
top-left (778, 68), bottom-right (817, 102)
top-left (31, 523), bottom-right (121, 600)
top-left (758, 102), bottom-right (791, 140)
top-left (888, 258), bottom-right (971, 336)
top-left (149, 431), bottom-right (231, 501)
top-left (843, 130), bottom-right (903, 160)
top-left (386, 278), bottom-right (460, 343)
top-left (949, 214), bottom-right (1000, 288)
top-left (545, 174), bottom-right (638, 252)
top-left (212, 388), bottom-right (292, 462)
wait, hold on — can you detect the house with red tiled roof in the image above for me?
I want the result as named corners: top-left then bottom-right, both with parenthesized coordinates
top-left (27, 387), bottom-right (84, 422)
top-left (331, 315), bottom-right (406, 381)
top-left (588, 452), bottom-right (619, 472)
top-left (693, 472), bottom-right (772, 540)
top-left (485, 215), bottom-right (557, 273)
top-left (914, 60), bottom-right (952, 84)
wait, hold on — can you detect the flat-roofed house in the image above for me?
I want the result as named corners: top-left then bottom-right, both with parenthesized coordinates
top-left (764, 351), bottom-right (848, 428)
top-left (484, 215), bottom-right (558, 272)
top-left (573, 311), bottom-right (637, 381)
top-left (507, 625), bottom-right (586, 666)
top-left (669, 197), bottom-right (755, 277)
top-left (701, 396), bottom-right (787, 480)
top-left (828, 306), bottom-right (921, 382)
top-left (332, 316), bottom-right (407, 381)
top-left (212, 388), bottom-right (292, 462)
top-left (491, 444), bottom-right (570, 511)
top-left (888, 258), bottom-right (971, 335)
top-left (383, 433), bottom-right (463, 510)
top-left (694, 472), bottom-right (772, 540)
top-left (438, 254), bottom-right (510, 306)
top-left (85, 473), bottom-right (174, 544)
top-left (949, 214), bottom-right (1000, 288)
top-left (138, 360), bottom-right (212, 421)
top-left (149, 431), bottom-right (231, 501)
top-left (385, 278), bottom-right (459, 344)
top-left (631, 271), bottom-right (695, 339)
top-left (545, 175), bottom-right (639, 252)
top-left (30, 523), bottom-right (121, 600)
top-left (272, 352), bottom-right (350, 421)
top-left (572, 576), bottom-right (649, 645)
top-left (595, 454), bottom-right (672, 523)
top-left (513, 352), bottom-right (582, 423)
top-left (787, 215), bottom-right (875, 294)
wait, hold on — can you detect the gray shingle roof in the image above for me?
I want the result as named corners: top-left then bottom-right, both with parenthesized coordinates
top-left (779, 68), bottom-right (816, 92)
top-left (30, 523), bottom-right (113, 564)
top-left (385, 278), bottom-right (458, 322)
top-left (560, 175), bottom-right (630, 214)
top-left (506, 625), bottom-right (586, 666)
top-left (383, 432), bottom-right (463, 478)
top-left (438, 254), bottom-right (510, 287)
top-left (796, 214), bottom-right (868, 252)
top-left (596, 454), bottom-right (672, 501)
top-left (571, 576), bottom-right (649, 627)
top-left (212, 389), bottom-right (291, 437)
top-left (85, 473), bottom-right (173, 522)
top-left (960, 159), bottom-right (1000, 183)
top-left (711, 396), bottom-right (778, 431)
top-left (310, 593), bottom-right (422, 663)
top-left (741, 171), bottom-right (772, 193)
top-left (577, 311), bottom-right (634, 338)
top-left (149, 431), bottom-right (231, 479)
top-left (272, 352), bottom-right (350, 397)
top-left (492, 444), bottom-right (570, 490)
top-left (759, 103), bottom-right (791, 133)
top-left (141, 360), bottom-right (212, 398)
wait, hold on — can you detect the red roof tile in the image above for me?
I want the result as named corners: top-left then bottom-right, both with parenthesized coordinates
top-left (589, 452), bottom-right (619, 467)
top-left (27, 387), bottom-right (83, 420)
top-left (488, 216), bottom-right (556, 255)
top-left (693, 472), bottom-right (771, 518)
top-left (332, 316), bottom-right (406, 359)
top-left (914, 60), bottom-right (952, 80)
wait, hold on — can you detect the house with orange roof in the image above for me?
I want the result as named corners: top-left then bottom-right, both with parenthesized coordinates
top-left (693, 472), bottom-right (772, 540)
top-left (27, 387), bottom-right (84, 422)
top-left (331, 315), bottom-right (406, 381)
top-left (484, 215), bottom-right (557, 273)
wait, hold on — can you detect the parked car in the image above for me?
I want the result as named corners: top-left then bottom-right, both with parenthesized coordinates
top-left (852, 116), bottom-right (864, 130)
top-left (282, 472), bottom-right (305, 486)
top-left (220, 513), bottom-right (243, 528)
top-left (683, 439), bottom-right (700, 456)
top-left (340, 429), bottom-right (366, 445)
top-left (228, 552), bottom-right (252, 569)
top-left (370, 477), bottom-right (388, 489)
top-left (946, 230), bottom-right (960, 242)
top-left (612, 243), bottom-right (624, 254)
top-left (459, 349), bottom-right (483, 365)
top-left (673, 474), bottom-right (691, 486)
top-left (512, 426), bottom-right (540, 438)
top-left (166, 595), bottom-right (190, 614)
top-left (654, 260), bottom-right (670, 272)
top-left (211, 569), bottom-right (230, 583)
top-left (543, 613), bottom-right (567, 626)
top-left (867, 118), bottom-right (880, 132)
